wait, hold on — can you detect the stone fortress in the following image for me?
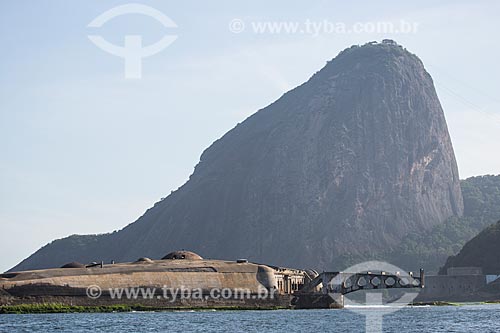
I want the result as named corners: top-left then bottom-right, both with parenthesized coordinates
top-left (0, 250), bottom-right (423, 309)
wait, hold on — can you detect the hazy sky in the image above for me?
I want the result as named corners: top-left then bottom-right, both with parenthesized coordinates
top-left (1, 0), bottom-right (499, 272)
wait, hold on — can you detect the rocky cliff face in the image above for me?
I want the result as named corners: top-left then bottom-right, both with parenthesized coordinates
top-left (12, 41), bottom-right (463, 272)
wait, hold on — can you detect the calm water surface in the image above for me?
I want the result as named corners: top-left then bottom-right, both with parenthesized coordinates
top-left (1, 304), bottom-right (500, 332)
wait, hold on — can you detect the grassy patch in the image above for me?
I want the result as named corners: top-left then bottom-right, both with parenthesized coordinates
top-left (410, 301), bottom-right (458, 306)
top-left (0, 303), bottom-right (288, 314)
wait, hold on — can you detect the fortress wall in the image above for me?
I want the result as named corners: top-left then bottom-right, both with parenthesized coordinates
top-left (1, 260), bottom-right (281, 298)
top-left (416, 275), bottom-right (486, 302)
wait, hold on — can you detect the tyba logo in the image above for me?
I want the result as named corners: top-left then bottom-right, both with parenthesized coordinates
top-left (87, 3), bottom-right (177, 79)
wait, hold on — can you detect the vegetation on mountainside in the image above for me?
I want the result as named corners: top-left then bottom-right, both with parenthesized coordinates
top-left (439, 220), bottom-right (500, 274)
top-left (389, 175), bottom-right (500, 273)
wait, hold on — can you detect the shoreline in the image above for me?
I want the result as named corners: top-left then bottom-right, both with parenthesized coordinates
top-left (2, 301), bottom-right (500, 314)
top-left (0, 303), bottom-right (290, 314)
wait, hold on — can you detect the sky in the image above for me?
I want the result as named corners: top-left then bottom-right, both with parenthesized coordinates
top-left (1, 0), bottom-right (499, 272)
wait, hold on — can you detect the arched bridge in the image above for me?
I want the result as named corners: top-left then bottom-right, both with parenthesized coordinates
top-left (293, 269), bottom-right (425, 308)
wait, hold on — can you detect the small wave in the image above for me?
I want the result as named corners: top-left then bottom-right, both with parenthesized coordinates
top-left (344, 305), bottom-right (407, 309)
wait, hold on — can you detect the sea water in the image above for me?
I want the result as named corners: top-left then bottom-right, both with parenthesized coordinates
top-left (1, 304), bottom-right (499, 332)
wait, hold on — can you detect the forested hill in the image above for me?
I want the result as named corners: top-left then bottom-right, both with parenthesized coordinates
top-left (440, 220), bottom-right (500, 274)
top-left (390, 175), bottom-right (500, 273)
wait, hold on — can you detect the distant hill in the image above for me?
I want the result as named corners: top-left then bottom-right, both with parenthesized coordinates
top-left (390, 175), bottom-right (500, 273)
top-left (11, 41), bottom-right (464, 272)
top-left (461, 175), bottom-right (500, 223)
